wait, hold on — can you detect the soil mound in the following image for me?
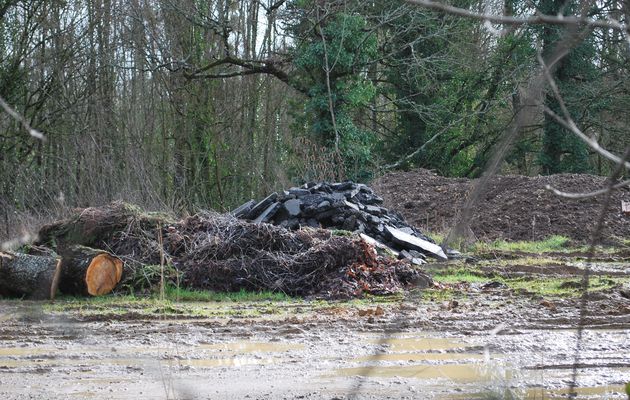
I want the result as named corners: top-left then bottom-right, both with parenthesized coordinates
top-left (373, 169), bottom-right (630, 244)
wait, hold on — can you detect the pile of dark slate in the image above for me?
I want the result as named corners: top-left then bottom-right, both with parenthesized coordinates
top-left (231, 181), bottom-right (447, 263)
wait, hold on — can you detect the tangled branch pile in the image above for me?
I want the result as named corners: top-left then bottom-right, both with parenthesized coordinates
top-left (34, 202), bottom-right (430, 298)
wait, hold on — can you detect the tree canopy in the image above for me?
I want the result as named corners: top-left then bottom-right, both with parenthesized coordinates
top-left (1, 0), bottom-right (628, 217)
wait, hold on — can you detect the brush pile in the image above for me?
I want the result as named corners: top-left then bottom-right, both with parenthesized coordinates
top-left (18, 201), bottom-right (432, 299)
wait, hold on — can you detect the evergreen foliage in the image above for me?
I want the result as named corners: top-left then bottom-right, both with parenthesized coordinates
top-left (0, 0), bottom-right (628, 224)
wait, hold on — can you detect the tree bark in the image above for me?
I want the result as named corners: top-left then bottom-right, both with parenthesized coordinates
top-left (58, 245), bottom-right (123, 296)
top-left (0, 251), bottom-right (61, 300)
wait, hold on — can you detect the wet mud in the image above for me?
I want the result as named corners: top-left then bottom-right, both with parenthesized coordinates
top-left (1, 257), bottom-right (630, 399)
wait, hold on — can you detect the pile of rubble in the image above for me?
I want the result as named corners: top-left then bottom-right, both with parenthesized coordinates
top-left (232, 181), bottom-right (448, 263)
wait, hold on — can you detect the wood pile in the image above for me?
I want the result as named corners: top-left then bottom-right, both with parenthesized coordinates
top-left (232, 181), bottom-right (448, 263)
top-left (0, 246), bottom-right (123, 300)
top-left (1, 192), bottom-right (438, 300)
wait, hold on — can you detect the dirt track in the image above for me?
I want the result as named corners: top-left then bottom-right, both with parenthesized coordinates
top-left (373, 169), bottom-right (630, 243)
top-left (1, 254), bottom-right (629, 399)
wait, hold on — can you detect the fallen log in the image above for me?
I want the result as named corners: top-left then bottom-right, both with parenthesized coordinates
top-left (58, 246), bottom-right (123, 296)
top-left (0, 252), bottom-right (61, 300)
top-left (35, 201), bottom-right (175, 251)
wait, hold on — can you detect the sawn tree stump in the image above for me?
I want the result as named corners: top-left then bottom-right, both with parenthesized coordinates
top-left (59, 246), bottom-right (123, 296)
top-left (0, 252), bottom-right (61, 300)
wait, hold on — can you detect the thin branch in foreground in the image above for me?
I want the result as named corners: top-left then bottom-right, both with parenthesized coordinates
top-left (537, 52), bottom-right (630, 171)
top-left (543, 106), bottom-right (630, 170)
top-left (568, 146), bottom-right (630, 397)
top-left (545, 179), bottom-right (630, 199)
top-left (0, 95), bottom-right (45, 140)
top-left (404, 0), bottom-right (628, 31)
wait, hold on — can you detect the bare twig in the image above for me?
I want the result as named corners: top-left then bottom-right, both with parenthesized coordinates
top-left (543, 106), bottom-right (630, 170)
top-left (317, 8), bottom-right (340, 152)
top-left (0, 95), bottom-right (45, 140)
top-left (545, 179), bottom-right (630, 199)
top-left (538, 53), bottom-right (630, 171)
top-left (382, 118), bottom-right (465, 170)
top-left (568, 146), bottom-right (630, 398)
top-left (405, 0), bottom-right (628, 31)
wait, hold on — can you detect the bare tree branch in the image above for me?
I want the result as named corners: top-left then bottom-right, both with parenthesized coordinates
top-left (0, 95), bottom-right (45, 141)
top-left (568, 146), bottom-right (630, 397)
top-left (545, 179), bottom-right (630, 199)
top-left (184, 56), bottom-right (293, 87)
top-left (537, 51), bottom-right (630, 171)
top-left (317, 8), bottom-right (340, 153)
top-left (543, 106), bottom-right (630, 170)
top-left (405, 0), bottom-right (628, 31)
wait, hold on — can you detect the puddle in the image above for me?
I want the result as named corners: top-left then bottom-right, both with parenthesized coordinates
top-left (0, 347), bottom-right (55, 356)
top-left (523, 384), bottom-right (626, 399)
top-left (179, 357), bottom-right (281, 367)
top-left (335, 363), bottom-right (499, 382)
top-left (0, 356), bottom-right (283, 369)
top-left (372, 337), bottom-right (467, 352)
top-left (0, 357), bottom-right (155, 368)
top-left (0, 341), bottom-right (300, 371)
top-left (198, 341), bottom-right (303, 353)
top-left (354, 352), bottom-right (483, 362)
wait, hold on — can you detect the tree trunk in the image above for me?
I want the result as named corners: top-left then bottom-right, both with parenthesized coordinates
top-left (59, 245), bottom-right (123, 296)
top-left (0, 252), bottom-right (61, 300)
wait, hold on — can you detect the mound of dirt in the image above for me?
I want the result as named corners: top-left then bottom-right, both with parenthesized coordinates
top-left (373, 169), bottom-right (630, 244)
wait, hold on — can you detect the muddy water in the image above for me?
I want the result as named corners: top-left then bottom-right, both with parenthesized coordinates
top-left (1, 298), bottom-right (629, 399)
top-left (336, 329), bottom-right (630, 399)
top-left (2, 328), bottom-right (627, 399)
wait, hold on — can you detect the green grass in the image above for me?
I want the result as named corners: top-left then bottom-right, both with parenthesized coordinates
top-left (42, 286), bottom-right (295, 319)
top-left (426, 265), bottom-right (624, 298)
top-left (507, 276), bottom-right (619, 297)
top-left (162, 286), bottom-right (291, 302)
top-left (425, 231), bottom-right (446, 244)
top-left (433, 269), bottom-right (488, 284)
top-left (471, 235), bottom-right (571, 253)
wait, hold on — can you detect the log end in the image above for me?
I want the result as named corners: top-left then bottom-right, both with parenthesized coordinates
top-left (85, 254), bottom-right (123, 296)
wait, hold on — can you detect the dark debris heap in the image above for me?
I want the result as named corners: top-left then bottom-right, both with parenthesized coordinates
top-left (232, 181), bottom-right (448, 263)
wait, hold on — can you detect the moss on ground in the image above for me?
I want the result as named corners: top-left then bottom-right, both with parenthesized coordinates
top-left (428, 263), bottom-right (626, 298)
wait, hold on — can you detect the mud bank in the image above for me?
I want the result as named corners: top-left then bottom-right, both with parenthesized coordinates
top-left (1, 255), bottom-right (629, 399)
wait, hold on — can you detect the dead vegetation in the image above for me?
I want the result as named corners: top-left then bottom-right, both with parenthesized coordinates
top-left (28, 202), bottom-right (430, 299)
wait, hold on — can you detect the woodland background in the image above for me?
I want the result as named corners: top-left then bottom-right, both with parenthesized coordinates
top-left (1, 0), bottom-right (629, 240)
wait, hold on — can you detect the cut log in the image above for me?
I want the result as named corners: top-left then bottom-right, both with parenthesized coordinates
top-left (0, 252), bottom-right (61, 300)
top-left (59, 245), bottom-right (123, 296)
top-left (35, 201), bottom-right (175, 250)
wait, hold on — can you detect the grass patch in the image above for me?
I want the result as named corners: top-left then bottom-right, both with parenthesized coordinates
top-left (471, 235), bottom-right (571, 253)
top-left (162, 286), bottom-right (291, 302)
top-left (432, 268), bottom-right (488, 284)
top-left (425, 264), bottom-right (624, 298)
top-left (425, 231), bottom-right (446, 244)
top-left (507, 276), bottom-right (620, 297)
top-left (43, 287), bottom-right (293, 319)
top-left (418, 288), bottom-right (457, 302)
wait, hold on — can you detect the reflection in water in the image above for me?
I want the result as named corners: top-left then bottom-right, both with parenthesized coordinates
top-left (369, 336), bottom-right (466, 352)
top-left (336, 363), bottom-right (495, 382)
top-left (0, 340), bottom-right (300, 370)
top-left (523, 384), bottom-right (626, 399)
top-left (198, 341), bottom-right (303, 353)
top-left (354, 352), bottom-right (483, 362)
